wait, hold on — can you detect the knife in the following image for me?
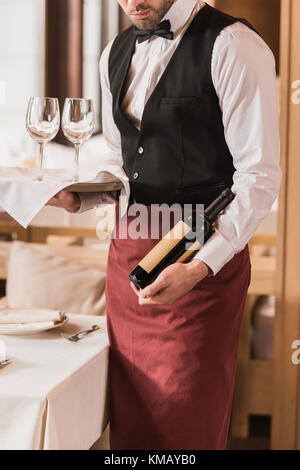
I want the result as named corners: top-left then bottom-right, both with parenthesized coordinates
top-left (0, 358), bottom-right (12, 367)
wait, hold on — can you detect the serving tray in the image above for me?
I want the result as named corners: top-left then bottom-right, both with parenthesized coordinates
top-left (64, 172), bottom-right (123, 192)
top-left (65, 181), bottom-right (123, 192)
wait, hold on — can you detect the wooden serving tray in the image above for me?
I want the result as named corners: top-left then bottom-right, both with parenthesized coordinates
top-left (64, 171), bottom-right (123, 192)
top-left (65, 181), bottom-right (123, 192)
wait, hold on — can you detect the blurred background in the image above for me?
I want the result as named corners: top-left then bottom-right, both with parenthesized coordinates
top-left (0, 0), bottom-right (299, 451)
top-left (0, 0), bottom-right (280, 230)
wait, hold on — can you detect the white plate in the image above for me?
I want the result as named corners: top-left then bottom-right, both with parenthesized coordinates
top-left (0, 315), bottom-right (69, 335)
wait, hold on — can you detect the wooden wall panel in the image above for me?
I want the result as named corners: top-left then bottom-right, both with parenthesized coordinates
top-left (271, 0), bottom-right (300, 450)
top-left (215, 0), bottom-right (280, 71)
top-left (45, 0), bottom-right (83, 144)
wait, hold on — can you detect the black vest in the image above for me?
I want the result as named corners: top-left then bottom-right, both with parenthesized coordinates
top-left (108, 4), bottom-right (256, 206)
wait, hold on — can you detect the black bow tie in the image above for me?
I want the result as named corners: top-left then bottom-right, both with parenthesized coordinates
top-left (134, 19), bottom-right (174, 44)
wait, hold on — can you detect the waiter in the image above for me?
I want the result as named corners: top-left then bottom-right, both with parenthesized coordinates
top-left (48, 0), bottom-right (281, 450)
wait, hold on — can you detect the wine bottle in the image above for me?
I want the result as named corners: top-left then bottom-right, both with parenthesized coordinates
top-left (128, 188), bottom-right (235, 289)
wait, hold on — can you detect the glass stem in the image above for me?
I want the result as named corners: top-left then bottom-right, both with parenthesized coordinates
top-left (38, 143), bottom-right (45, 180)
top-left (74, 143), bottom-right (80, 182)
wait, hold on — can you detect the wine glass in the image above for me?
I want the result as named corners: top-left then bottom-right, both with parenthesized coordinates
top-left (26, 97), bottom-right (60, 181)
top-left (62, 98), bottom-right (95, 182)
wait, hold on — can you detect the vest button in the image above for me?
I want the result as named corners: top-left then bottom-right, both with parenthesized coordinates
top-left (133, 172), bottom-right (139, 180)
top-left (138, 146), bottom-right (144, 155)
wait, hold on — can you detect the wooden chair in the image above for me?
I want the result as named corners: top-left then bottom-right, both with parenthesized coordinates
top-left (27, 225), bottom-right (106, 244)
top-left (0, 241), bottom-right (108, 278)
top-left (0, 218), bottom-right (112, 251)
top-left (230, 233), bottom-right (276, 438)
top-left (0, 241), bottom-right (109, 308)
top-left (0, 220), bottom-right (29, 242)
top-left (0, 220), bottom-right (111, 307)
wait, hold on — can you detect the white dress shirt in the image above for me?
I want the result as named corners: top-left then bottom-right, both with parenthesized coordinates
top-left (78, 0), bottom-right (281, 275)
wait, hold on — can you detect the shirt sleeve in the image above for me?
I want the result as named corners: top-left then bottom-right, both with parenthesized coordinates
top-left (194, 22), bottom-right (282, 275)
top-left (73, 39), bottom-right (125, 214)
top-left (99, 40), bottom-right (124, 167)
top-left (75, 191), bottom-right (118, 214)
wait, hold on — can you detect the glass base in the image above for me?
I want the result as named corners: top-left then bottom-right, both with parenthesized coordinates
top-left (64, 175), bottom-right (79, 183)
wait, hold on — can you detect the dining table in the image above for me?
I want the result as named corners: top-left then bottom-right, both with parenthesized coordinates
top-left (0, 314), bottom-right (109, 450)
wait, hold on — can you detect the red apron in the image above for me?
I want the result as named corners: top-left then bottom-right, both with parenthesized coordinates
top-left (105, 203), bottom-right (250, 450)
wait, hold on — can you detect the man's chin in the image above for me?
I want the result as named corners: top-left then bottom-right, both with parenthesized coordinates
top-left (130, 11), bottom-right (161, 30)
top-left (130, 17), bottom-right (155, 29)
top-left (132, 20), bottom-right (156, 30)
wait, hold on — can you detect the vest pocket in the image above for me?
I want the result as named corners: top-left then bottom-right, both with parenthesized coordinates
top-left (175, 182), bottom-right (228, 206)
top-left (176, 182), bottom-right (227, 195)
top-left (161, 96), bottom-right (202, 107)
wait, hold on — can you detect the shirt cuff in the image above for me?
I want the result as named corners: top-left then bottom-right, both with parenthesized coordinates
top-left (193, 230), bottom-right (236, 276)
top-left (69, 191), bottom-right (118, 214)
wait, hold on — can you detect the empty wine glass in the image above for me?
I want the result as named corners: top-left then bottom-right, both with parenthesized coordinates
top-left (26, 97), bottom-right (60, 181)
top-left (62, 98), bottom-right (95, 182)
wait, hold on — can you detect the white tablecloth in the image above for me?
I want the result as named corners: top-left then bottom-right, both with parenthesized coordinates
top-left (0, 314), bottom-right (109, 450)
top-left (0, 165), bottom-right (130, 228)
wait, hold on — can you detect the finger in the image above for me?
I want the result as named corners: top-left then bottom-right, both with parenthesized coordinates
top-left (46, 191), bottom-right (62, 204)
top-left (139, 296), bottom-right (161, 305)
top-left (139, 290), bottom-right (171, 305)
top-left (52, 191), bottom-right (63, 199)
top-left (139, 275), bottom-right (169, 299)
top-left (130, 282), bottom-right (140, 296)
top-left (57, 192), bottom-right (69, 202)
top-left (46, 197), bottom-right (59, 206)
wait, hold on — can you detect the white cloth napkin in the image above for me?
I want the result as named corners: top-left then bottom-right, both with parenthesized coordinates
top-left (0, 340), bottom-right (5, 361)
top-left (0, 322), bottom-right (57, 331)
top-left (0, 165), bottom-right (130, 227)
top-left (0, 309), bottom-right (64, 324)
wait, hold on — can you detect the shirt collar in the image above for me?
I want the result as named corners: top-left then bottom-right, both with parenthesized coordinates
top-left (161, 0), bottom-right (199, 37)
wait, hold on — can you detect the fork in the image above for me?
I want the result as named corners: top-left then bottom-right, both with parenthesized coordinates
top-left (66, 325), bottom-right (100, 342)
top-left (0, 358), bottom-right (12, 367)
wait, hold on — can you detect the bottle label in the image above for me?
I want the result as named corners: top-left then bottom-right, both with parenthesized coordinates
top-left (139, 220), bottom-right (191, 273)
